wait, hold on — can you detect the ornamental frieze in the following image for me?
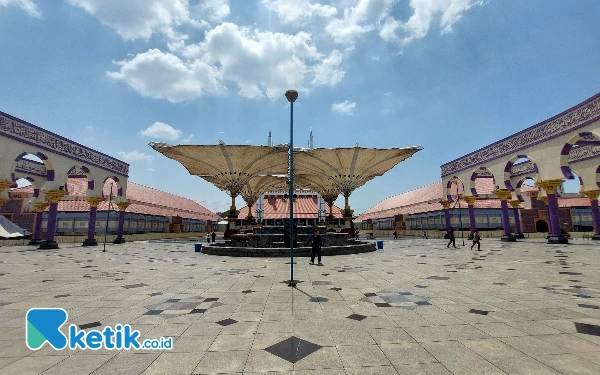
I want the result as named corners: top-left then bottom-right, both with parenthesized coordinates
top-left (568, 145), bottom-right (600, 163)
top-left (510, 161), bottom-right (537, 177)
top-left (441, 94), bottom-right (600, 177)
top-left (0, 114), bottom-right (129, 176)
top-left (14, 159), bottom-right (47, 177)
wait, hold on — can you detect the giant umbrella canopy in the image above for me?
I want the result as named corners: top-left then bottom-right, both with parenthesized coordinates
top-left (149, 142), bottom-right (289, 222)
top-left (294, 145), bottom-right (423, 223)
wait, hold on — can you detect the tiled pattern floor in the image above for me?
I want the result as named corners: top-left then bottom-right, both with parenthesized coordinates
top-left (1, 238), bottom-right (600, 374)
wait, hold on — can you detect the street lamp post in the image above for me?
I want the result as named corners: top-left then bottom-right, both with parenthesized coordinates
top-left (285, 90), bottom-right (298, 288)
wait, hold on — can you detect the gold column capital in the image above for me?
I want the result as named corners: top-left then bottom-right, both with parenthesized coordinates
top-left (33, 202), bottom-right (49, 212)
top-left (492, 189), bottom-right (512, 201)
top-left (538, 195), bottom-right (548, 204)
top-left (509, 199), bottom-right (522, 208)
top-left (87, 197), bottom-right (105, 208)
top-left (581, 189), bottom-right (600, 201)
top-left (535, 179), bottom-right (565, 195)
top-left (464, 196), bottom-right (476, 206)
top-left (440, 200), bottom-right (451, 209)
top-left (44, 190), bottom-right (67, 203)
top-left (116, 201), bottom-right (130, 211)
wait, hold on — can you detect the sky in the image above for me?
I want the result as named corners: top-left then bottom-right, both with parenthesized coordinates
top-left (1, 0), bottom-right (600, 214)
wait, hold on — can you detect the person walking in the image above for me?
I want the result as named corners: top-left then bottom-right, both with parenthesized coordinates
top-left (471, 229), bottom-right (481, 251)
top-left (211, 231), bottom-right (216, 243)
top-left (206, 232), bottom-right (210, 244)
top-left (393, 230), bottom-right (398, 239)
top-left (422, 230), bottom-right (428, 239)
top-left (309, 229), bottom-right (323, 266)
top-left (446, 227), bottom-right (457, 248)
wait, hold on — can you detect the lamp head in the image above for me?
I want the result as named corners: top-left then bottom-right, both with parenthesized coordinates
top-left (285, 90), bottom-right (298, 103)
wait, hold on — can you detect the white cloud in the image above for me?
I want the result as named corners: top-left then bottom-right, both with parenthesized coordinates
top-left (114, 23), bottom-right (345, 102)
top-left (117, 150), bottom-right (154, 164)
top-left (67, 0), bottom-right (191, 40)
top-left (386, 0), bottom-right (484, 45)
top-left (331, 100), bottom-right (356, 115)
top-left (263, 0), bottom-right (337, 25)
top-left (86, 125), bottom-right (94, 130)
top-left (311, 50), bottom-right (345, 86)
top-left (107, 48), bottom-right (222, 102)
top-left (181, 133), bottom-right (194, 143)
top-left (371, 55), bottom-right (380, 61)
top-left (196, 23), bottom-right (322, 99)
top-left (140, 121), bottom-right (183, 140)
top-left (326, 0), bottom-right (482, 47)
top-left (146, 167), bottom-right (156, 172)
top-left (191, 0), bottom-right (230, 24)
top-left (325, 0), bottom-right (395, 45)
top-left (0, 0), bottom-right (41, 17)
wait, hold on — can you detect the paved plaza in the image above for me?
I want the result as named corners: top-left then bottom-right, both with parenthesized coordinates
top-left (1, 238), bottom-right (600, 375)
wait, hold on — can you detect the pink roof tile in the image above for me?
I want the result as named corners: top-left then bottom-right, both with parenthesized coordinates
top-left (10, 180), bottom-right (219, 221)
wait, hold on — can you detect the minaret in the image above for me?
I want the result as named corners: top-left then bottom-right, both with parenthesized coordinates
top-left (309, 130), bottom-right (313, 149)
top-left (268, 131), bottom-right (272, 146)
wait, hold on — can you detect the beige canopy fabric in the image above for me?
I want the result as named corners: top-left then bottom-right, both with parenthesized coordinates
top-left (294, 146), bottom-right (423, 195)
top-left (149, 143), bottom-right (289, 196)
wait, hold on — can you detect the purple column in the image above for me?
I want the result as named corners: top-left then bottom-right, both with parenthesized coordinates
top-left (45, 202), bottom-right (59, 242)
top-left (87, 207), bottom-right (98, 240)
top-left (468, 205), bottom-right (477, 234)
top-left (513, 208), bottom-right (522, 234)
top-left (117, 210), bottom-right (125, 238)
top-left (500, 199), bottom-right (511, 236)
top-left (33, 211), bottom-right (43, 240)
top-left (113, 202), bottom-right (129, 244)
top-left (546, 193), bottom-right (561, 236)
top-left (444, 208), bottom-right (451, 231)
top-left (591, 199), bottom-right (600, 235)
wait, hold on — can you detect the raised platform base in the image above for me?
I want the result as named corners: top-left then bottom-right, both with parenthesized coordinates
top-left (39, 241), bottom-right (58, 249)
top-left (113, 237), bottom-right (126, 244)
top-left (548, 235), bottom-right (569, 244)
top-left (83, 238), bottom-right (98, 247)
top-left (501, 235), bottom-right (517, 242)
top-left (28, 238), bottom-right (42, 245)
top-left (202, 242), bottom-right (376, 257)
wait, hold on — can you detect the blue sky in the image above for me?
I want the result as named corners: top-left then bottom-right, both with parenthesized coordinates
top-left (1, 0), bottom-right (599, 213)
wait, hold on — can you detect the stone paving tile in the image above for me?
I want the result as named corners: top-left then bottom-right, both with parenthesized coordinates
top-left (0, 355), bottom-right (67, 375)
top-left (0, 239), bottom-right (600, 374)
top-left (91, 352), bottom-right (160, 375)
top-left (423, 341), bottom-right (507, 375)
top-left (535, 353), bottom-right (600, 375)
top-left (41, 354), bottom-right (114, 375)
top-left (336, 345), bottom-right (392, 367)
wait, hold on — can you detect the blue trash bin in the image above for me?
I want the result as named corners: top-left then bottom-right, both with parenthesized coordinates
top-left (377, 241), bottom-right (384, 249)
top-left (194, 243), bottom-right (202, 252)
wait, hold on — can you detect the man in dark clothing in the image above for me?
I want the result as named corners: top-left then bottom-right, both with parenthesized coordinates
top-left (309, 230), bottom-right (323, 265)
top-left (471, 229), bottom-right (481, 251)
top-left (393, 230), bottom-right (397, 239)
top-left (446, 228), bottom-right (457, 248)
top-left (211, 231), bottom-right (216, 243)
